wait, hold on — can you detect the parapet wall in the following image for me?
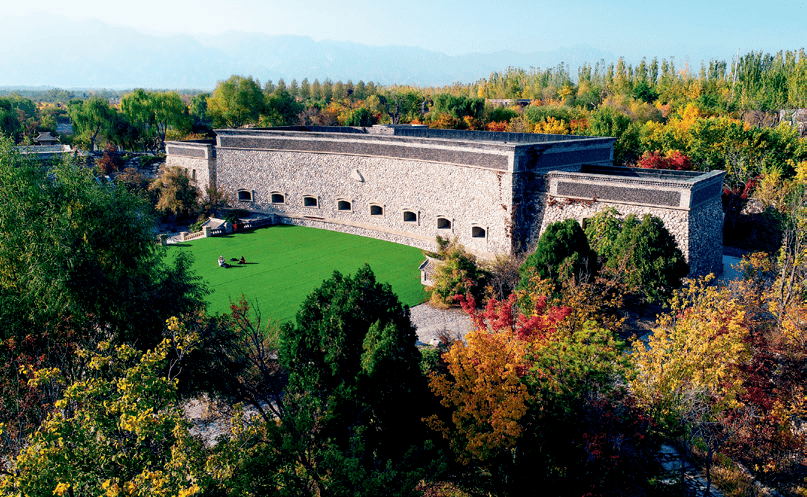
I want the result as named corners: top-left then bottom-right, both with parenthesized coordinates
top-left (215, 130), bottom-right (514, 170)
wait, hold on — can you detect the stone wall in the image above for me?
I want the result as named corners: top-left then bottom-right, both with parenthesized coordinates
top-left (216, 148), bottom-right (514, 259)
top-left (778, 108), bottom-right (807, 137)
top-left (687, 197), bottom-right (724, 276)
top-left (165, 141), bottom-right (216, 191)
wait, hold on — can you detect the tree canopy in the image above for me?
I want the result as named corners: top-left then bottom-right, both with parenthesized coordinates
top-left (67, 97), bottom-right (117, 151)
top-left (121, 89), bottom-right (191, 151)
top-left (207, 75), bottom-right (265, 128)
top-left (519, 218), bottom-right (596, 288)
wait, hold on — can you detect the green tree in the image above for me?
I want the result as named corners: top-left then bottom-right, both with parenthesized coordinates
top-left (429, 237), bottom-right (489, 307)
top-left (606, 214), bottom-right (689, 303)
top-left (0, 139), bottom-right (207, 350)
top-left (204, 267), bottom-right (435, 496)
top-left (0, 98), bottom-right (26, 143)
top-left (344, 107), bottom-right (374, 127)
top-left (149, 166), bottom-right (201, 219)
top-left (67, 97), bottom-right (118, 151)
top-left (376, 89), bottom-right (424, 124)
top-left (267, 265), bottom-right (431, 495)
top-left (430, 94), bottom-right (484, 121)
top-left (583, 207), bottom-right (623, 257)
top-left (0, 96), bottom-right (41, 144)
top-left (259, 89), bottom-right (304, 127)
top-left (584, 105), bottom-right (639, 165)
top-left (519, 218), bottom-right (596, 288)
top-left (299, 78), bottom-right (311, 101)
top-left (321, 78), bottom-right (334, 102)
top-left (189, 93), bottom-right (210, 124)
top-left (0, 142), bottom-right (208, 464)
top-left (310, 79), bottom-right (322, 101)
top-left (121, 89), bottom-right (191, 151)
top-left (207, 75), bottom-right (265, 128)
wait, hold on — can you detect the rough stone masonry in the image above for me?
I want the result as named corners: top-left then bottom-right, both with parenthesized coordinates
top-left (166, 125), bottom-right (725, 276)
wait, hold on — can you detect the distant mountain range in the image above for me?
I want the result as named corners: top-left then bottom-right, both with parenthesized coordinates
top-left (0, 13), bottom-right (618, 90)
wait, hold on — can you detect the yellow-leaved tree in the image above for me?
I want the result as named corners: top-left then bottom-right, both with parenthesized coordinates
top-left (0, 322), bottom-right (208, 497)
top-left (631, 278), bottom-right (751, 494)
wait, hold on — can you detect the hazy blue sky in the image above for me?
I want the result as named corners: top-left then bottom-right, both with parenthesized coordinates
top-left (6, 0), bottom-right (806, 61)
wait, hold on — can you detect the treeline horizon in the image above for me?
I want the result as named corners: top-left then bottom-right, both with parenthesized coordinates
top-left (1, 48), bottom-right (804, 110)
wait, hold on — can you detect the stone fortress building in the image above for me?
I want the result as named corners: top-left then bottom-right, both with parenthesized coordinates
top-left (166, 125), bottom-right (725, 276)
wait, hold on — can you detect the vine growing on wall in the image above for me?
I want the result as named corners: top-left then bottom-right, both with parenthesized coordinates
top-left (546, 196), bottom-right (598, 209)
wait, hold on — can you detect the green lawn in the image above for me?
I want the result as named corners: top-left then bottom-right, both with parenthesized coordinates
top-left (166, 225), bottom-right (430, 322)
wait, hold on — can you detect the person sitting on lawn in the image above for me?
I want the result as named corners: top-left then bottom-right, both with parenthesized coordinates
top-left (218, 255), bottom-right (228, 268)
top-left (238, 256), bottom-right (246, 264)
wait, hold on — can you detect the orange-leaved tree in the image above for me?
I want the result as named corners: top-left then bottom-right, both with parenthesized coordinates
top-left (427, 294), bottom-right (568, 466)
top-left (427, 292), bottom-right (651, 495)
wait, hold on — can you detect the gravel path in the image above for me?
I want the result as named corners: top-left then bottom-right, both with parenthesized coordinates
top-left (409, 303), bottom-right (473, 346)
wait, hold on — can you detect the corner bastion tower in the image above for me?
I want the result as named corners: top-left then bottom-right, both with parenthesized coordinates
top-left (166, 125), bottom-right (725, 276)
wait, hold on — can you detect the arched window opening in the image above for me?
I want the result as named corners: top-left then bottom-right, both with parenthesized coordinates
top-left (437, 217), bottom-right (451, 230)
top-left (271, 192), bottom-right (285, 204)
top-left (338, 200), bottom-right (352, 211)
top-left (472, 226), bottom-right (486, 238)
top-left (304, 196), bottom-right (318, 207)
top-left (237, 190), bottom-right (253, 202)
top-left (403, 211), bottom-right (417, 223)
top-left (370, 204), bottom-right (384, 216)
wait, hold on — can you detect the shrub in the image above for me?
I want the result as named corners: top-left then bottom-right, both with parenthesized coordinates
top-left (483, 253), bottom-right (525, 301)
top-left (606, 214), bottom-right (689, 303)
top-left (523, 104), bottom-right (579, 125)
top-left (636, 150), bottom-right (695, 171)
top-left (96, 145), bottom-right (122, 175)
top-left (519, 218), bottom-right (596, 289)
top-left (484, 105), bottom-right (519, 123)
top-left (345, 107), bottom-right (374, 126)
top-left (429, 238), bottom-right (489, 307)
top-left (138, 154), bottom-right (162, 168)
top-left (189, 217), bottom-right (207, 233)
top-left (584, 207), bottom-right (623, 259)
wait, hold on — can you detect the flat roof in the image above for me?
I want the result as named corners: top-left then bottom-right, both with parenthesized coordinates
top-left (580, 164), bottom-right (718, 183)
top-left (222, 125), bottom-right (611, 147)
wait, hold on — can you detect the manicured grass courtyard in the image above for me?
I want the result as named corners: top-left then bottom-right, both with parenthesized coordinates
top-left (166, 225), bottom-right (430, 322)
